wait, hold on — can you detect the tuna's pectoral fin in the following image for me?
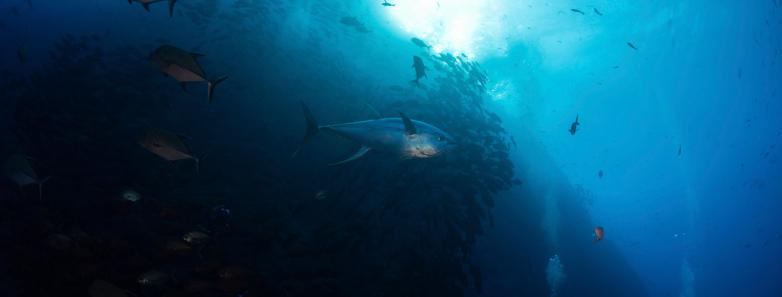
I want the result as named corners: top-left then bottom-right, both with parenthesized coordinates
top-left (329, 146), bottom-right (371, 166)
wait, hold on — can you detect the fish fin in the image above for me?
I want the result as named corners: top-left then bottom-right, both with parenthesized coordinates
top-left (207, 76), bottom-right (228, 103)
top-left (190, 52), bottom-right (205, 59)
top-left (329, 146), bottom-right (371, 166)
top-left (293, 102), bottom-right (320, 158)
top-left (168, 0), bottom-right (177, 17)
top-left (399, 112), bottom-right (417, 135)
top-left (179, 82), bottom-right (188, 92)
top-left (142, 3), bottom-right (150, 12)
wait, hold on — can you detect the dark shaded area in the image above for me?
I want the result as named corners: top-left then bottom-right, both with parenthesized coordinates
top-left (0, 1), bottom-right (648, 297)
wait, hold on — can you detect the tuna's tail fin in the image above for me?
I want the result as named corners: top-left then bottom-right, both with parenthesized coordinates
top-left (292, 102), bottom-right (320, 158)
top-left (207, 76), bottom-right (228, 103)
top-left (168, 0), bottom-right (177, 17)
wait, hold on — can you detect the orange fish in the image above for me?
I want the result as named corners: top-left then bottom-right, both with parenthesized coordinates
top-left (593, 226), bottom-right (605, 242)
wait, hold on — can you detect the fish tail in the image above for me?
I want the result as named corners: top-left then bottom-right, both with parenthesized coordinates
top-left (293, 102), bottom-right (320, 158)
top-left (168, 0), bottom-right (177, 17)
top-left (207, 76), bottom-right (228, 103)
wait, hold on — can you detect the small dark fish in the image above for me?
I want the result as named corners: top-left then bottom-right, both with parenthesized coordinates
top-left (340, 17), bottom-right (370, 33)
top-left (598, 170), bottom-right (604, 178)
top-left (678, 145), bottom-right (682, 156)
top-left (571, 9), bottom-right (585, 15)
top-left (411, 55), bottom-right (427, 85)
top-left (627, 42), bottom-right (638, 50)
top-left (411, 37), bottom-right (431, 49)
top-left (737, 67), bottom-right (742, 79)
top-left (568, 114), bottom-right (580, 135)
top-left (593, 8), bottom-right (603, 16)
top-left (381, 0), bottom-right (396, 7)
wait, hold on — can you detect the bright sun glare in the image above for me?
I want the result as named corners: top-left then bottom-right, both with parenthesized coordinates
top-left (382, 0), bottom-right (508, 59)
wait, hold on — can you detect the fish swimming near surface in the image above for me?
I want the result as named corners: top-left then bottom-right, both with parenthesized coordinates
top-left (627, 42), bottom-right (638, 50)
top-left (678, 145), bottom-right (682, 156)
top-left (593, 8), bottom-right (603, 16)
top-left (4, 154), bottom-right (50, 200)
top-left (149, 45), bottom-right (228, 103)
top-left (598, 170), bottom-right (604, 178)
top-left (411, 55), bottom-right (427, 85)
top-left (128, 0), bottom-right (178, 17)
top-left (381, 0), bottom-right (396, 7)
top-left (139, 129), bottom-right (200, 172)
top-left (410, 37), bottom-right (431, 49)
top-left (571, 8), bottom-right (585, 15)
top-left (568, 115), bottom-right (580, 135)
top-left (594, 226), bottom-right (605, 242)
top-left (293, 103), bottom-right (455, 165)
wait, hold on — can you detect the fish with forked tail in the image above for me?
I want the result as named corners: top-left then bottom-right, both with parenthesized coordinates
top-left (293, 102), bottom-right (455, 165)
top-left (149, 45), bottom-right (228, 103)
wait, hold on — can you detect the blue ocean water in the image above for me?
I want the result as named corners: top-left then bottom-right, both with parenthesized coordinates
top-left (0, 1), bottom-right (780, 297)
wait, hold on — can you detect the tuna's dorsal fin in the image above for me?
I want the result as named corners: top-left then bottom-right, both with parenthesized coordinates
top-left (190, 52), bottom-right (205, 59)
top-left (329, 146), bottom-right (371, 166)
top-left (399, 112), bottom-right (417, 135)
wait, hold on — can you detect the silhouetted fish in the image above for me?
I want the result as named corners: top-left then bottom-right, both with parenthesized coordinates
top-left (594, 8), bottom-right (603, 16)
top-left (4, 154), bottom-right (49, 199)
top-left (340, 17), bottom-right (370, 33)
top-left (571, 9), bottom-right (585, 15)
top-left (149, 45), bottom-right (227, 103)
top-left (381, 0), bottom-right (396, 7)
top-left (627, 42), bottom-right (638, 50)
top-left (294, 103), bottom-right (454, 165)
top-left (411, 37), bottom-right (431, 49)
top-left (598, 170), bottom-right (604, 178)
top-left (569, 115), bottom-right (580, 135)
top-left (411, 56), bottom-right (427, 85)
top-left (128, 0), bottom-right (178, 17)
top-left (139, 129), bottom-right (199, 172)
